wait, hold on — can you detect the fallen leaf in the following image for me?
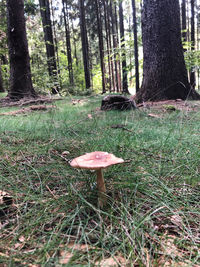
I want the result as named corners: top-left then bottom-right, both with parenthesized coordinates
top-left (19, 236), bottom-right (25, 243)
top-left (59, 251), bottom-right (73, 264)
top-left (148, 113), bottom-right (161, 118)
top-left (95, 255), bottom-right (127, 267)
top-left (170, 214), bottom-right (183, 228)
top-left (62, 151), bottom-right (70, 156)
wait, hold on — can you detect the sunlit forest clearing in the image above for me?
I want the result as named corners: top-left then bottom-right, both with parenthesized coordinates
top-left (0, 95), bottom-right (200, 266)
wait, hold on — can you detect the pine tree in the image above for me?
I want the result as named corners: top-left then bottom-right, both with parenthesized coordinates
top-left (6, 0), bottom-right (36, 99)
top-left (119, 0), bottom-right (128, 94)
top-left (79, 0), bottom-right (91, 89)
top-left (136, 0), bottom-right (200, 102)
top-left (39, 0), bottom-right (58, 94)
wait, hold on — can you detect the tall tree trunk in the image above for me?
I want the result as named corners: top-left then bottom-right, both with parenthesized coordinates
top-left (6, 0), bottom-right (36, 99)
top-left (106, 0), bottom-right (115, 92)
top-left (0, 64), bottom-right (4, 92)
top-left (190, 0), bottom-right (195, 88)
top-left (110, 1), bottom-right (119, 92)
top-left (114, 3), bottom-right (122, 92)
top-left (119, 1), bottom-right (128, 94)
top-left (79, 0), bottom-right (91, 89)
top-left (136, 0), bottom-right (200, 102)
top-left (71, 20), bottom-right (78, 66)
top-left (95, 0), bottom-right (106, 93)
top-left (102, 0), bottom-right (112, 92)
top-left (50, 0), bottom-right (62, 89)
top-left (62, 0), bottom-right (74, 85)
top-left (181, 0), bottom-right (187, 44)
top-left (39, 0), bottom-right (58, 94)
top-left (132, 0), bottom-right (140, 93)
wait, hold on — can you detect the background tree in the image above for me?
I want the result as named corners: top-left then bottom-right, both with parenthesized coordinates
top-left (0, 64), bottom-right (4, 92)
top-left (6, 0), bottom-right (36, 99)
top-left (39, 0), bottom-right (58, 94)
top-left (190, 0), bottom-right (195, 88)
top-left (132, 0), bottom-right (139, 93)
top-left (119, 0), bottom-right (128, 94)
top-left (95, 0), bottom-right (106, 93)
top-left (136, 0), bottom-right (200, 102)
top-left (181, 0), bottom-right (187, 44)
top-left (62, 0), bottom-right (74, 86)
top-left (79, 0), bottom-right (91, 89)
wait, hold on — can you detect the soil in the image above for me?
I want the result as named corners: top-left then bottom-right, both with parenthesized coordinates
top-left (0, 96), bottom-right (62, 108)
top-left (137, 99), bottom-right (200, 112)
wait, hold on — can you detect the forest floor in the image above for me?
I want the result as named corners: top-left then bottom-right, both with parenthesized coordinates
top-left (0, 94), bottom-right (200, 266)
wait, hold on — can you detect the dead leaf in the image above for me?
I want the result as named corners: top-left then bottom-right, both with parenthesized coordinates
top-left (62, 151), bottom-right (70, 156)
top-left (59, 251), bottom-right (73, 264)
top-left (95, 255), bottom-right (127, 266)
top-left (148, 113), bottom-right (161, 118)
top-left (19, 236), bottom-right (25, 243)
top-left (170, 214), bottom-right (183, 228)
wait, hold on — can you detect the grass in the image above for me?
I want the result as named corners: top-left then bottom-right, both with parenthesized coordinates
top-left (0, 95), bottom-right (200, 266)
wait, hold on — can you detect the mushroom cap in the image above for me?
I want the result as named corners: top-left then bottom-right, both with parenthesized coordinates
top-left (70, 151), bottom-right (124, 170)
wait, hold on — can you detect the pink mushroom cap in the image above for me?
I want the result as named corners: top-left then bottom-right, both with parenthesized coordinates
top-left (70, 151), bottom-right (124, 170)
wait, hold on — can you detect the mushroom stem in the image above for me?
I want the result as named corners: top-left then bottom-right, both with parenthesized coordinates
top-left (96, 169), bottom-right (107, 207)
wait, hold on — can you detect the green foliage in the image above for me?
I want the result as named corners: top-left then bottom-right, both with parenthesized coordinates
top-left (184, 49), bottom-right (200, 72)
top-left (24, 0), bottom-right (38, 16)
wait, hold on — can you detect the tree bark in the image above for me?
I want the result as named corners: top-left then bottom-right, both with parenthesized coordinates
top-left (114, 4), bottom-right (122, 92)
top-left (79, 0), bottom-right (91, 89)
top-left (95, 0), bottom-right (106, 93)
top-left (39, 0), bottom-right (58, 94)
top-left (132, 0), bottom-right (140, 93)
top-left (136, 0), bottom-right (200, 102)
top-left (106, 0), bottom-right (115, 92)
top-left (190, 0), bottom-right (195, 88)
top-left (50, 0), bottom-right (62, 89)
top-left (62, 0), bottom-right (74, 85)
top-left (181, 0), bottom-right (187, 43)
top-left (0, 64), bottom-right (4, 92)
top-left (110, 1), bottom-right (120, 92)
top-left (119, 1), bottom-right (128, 94)
top-left (102, 0), bottom-right (112, 92)
top-left (6, 0), bottom-right (36, 100)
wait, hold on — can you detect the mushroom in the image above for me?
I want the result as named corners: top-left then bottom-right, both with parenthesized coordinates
top-left (70, 151), bottom-right (124, 207)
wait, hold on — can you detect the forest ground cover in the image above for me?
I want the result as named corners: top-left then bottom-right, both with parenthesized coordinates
top-left (0, 94), bottom-right (200, 266)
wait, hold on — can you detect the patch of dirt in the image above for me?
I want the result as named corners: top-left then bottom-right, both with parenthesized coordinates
top-left (0, 96), bottom-right (63, 108)
top-left (0, 105), bottom-right (56, 116)
top-left (138, 99), bottom-right (200, 112)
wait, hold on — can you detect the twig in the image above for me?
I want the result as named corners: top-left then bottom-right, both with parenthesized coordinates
top-left (46, 185), bottom-right (58, 199)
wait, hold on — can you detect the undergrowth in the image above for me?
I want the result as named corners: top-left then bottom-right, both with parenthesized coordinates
top-left (0, 95), bottom-right (199, 266)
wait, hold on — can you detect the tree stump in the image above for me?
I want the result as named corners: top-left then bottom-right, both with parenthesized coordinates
top-left (101, 95), bottom-right (136, 111)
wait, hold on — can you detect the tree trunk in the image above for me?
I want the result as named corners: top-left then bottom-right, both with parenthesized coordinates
top-left (132, 0), bottom-right (140, 93)
top-left (50, 0), bottom-right (62, 89)
top-left (114, 4), bottom-right (122, 92)
top-left (110, 1), bottom-right (120, 92)
top-left (79, 0), bottom-right (91, 89)
top-left (136, 0), bottom-right (200, 102)
top-left (62, 0), bottom-right (74, 85)
top-left (190, 0), bottom-right (195, 88)
top-left (107, 0), bottom-right (115, 92)
top-left (6, 0), bottom-right (36, 100)
top-left (95, 0), bottom-right (106, 94)
top-left (71, 20), bottom-right (78, 66)
top-left (0, 64), bottom-right (4, 92)
top-left (181, 0), bottom-right (187, 44)
top-left (119, 1), bottom-right (128, 94)
top-left (39, 0), bottom-right (58, 94)
top-left (102, 0), bottom-right (112, 92)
